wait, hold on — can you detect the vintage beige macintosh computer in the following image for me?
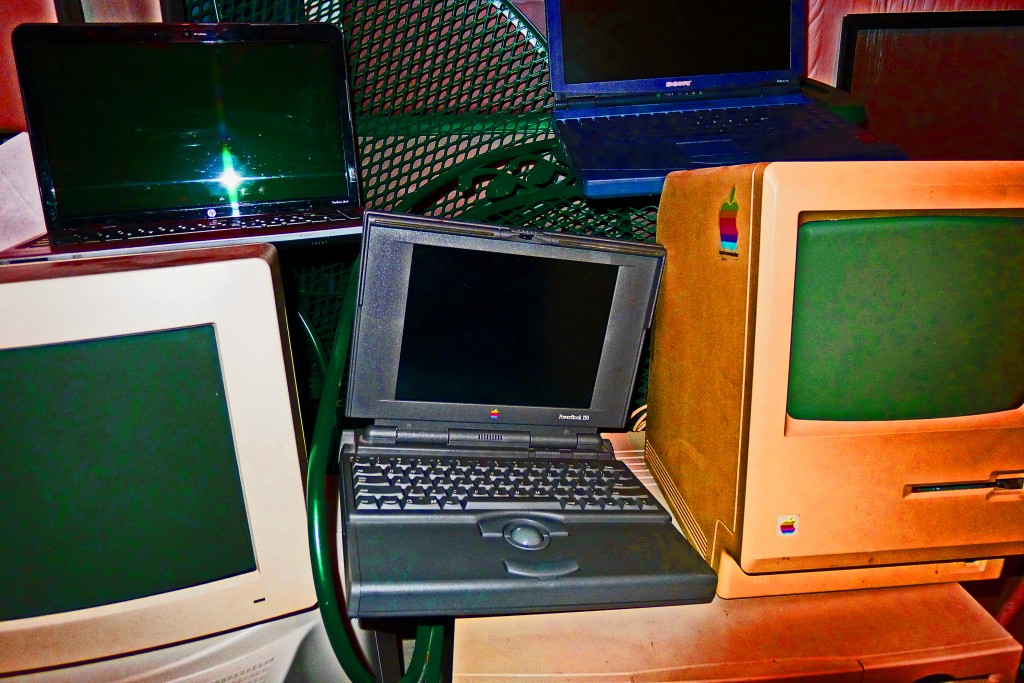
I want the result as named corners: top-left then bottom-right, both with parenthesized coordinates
top-left (647, 160), bottom-right (1024, 599)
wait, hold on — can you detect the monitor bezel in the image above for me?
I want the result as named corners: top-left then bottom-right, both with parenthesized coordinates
top-left (754, 163), bottom-right (1024, 440)
top-left (346, 212), bottom-right (664, 431)
top-left (544, 0), bottom-right (805, 97)
top-left (785, 210), bottom-right (1024, 432)
top-left (12, 21), bottom-right (362, 233)
top-left (836, 9), bottom-right (1024, 94)
top-left (0, 245), bottom-right (315, 675)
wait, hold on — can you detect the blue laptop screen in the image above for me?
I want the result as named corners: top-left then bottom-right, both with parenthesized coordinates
top-left (548, 0), bottom-right (800, 95)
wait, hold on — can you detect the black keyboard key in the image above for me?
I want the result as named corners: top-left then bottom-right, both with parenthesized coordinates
top-left (377, 496), bottom-right (404, 510)
top-left (354, 484), bottom-right (405, 498)
top-left (463, 497), bottom-right (564, 511)
top-left (355, 474), bottom-right (390, 485)
top-left (355, 494), bottom-right (380, 510)
top-left (404, 497), bottom-right (441, 511)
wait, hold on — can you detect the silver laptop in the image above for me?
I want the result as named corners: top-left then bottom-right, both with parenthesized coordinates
top-left (1, 22), bottom-right (362, 263)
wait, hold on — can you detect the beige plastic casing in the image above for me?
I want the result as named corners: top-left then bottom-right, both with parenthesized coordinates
top-left (453, 583), bottom-right (1023, 682)
top-left (0, 245), bottom-right (315, 674)
top-left (647, 161), bottom-right (1024, 598)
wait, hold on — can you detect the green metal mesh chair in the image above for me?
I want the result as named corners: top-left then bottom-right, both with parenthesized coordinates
top-left (184, 0), bottom-right (658, 238)
top-left (184, 0), bottom-right (657, 420)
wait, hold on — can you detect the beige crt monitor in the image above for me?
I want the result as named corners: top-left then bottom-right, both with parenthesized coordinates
top-left (0, 245), bottom-right (316, 675)
top-left (646, 161), bottom-right (1024, 599)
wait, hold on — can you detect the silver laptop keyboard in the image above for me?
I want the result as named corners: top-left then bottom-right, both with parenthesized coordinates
top-left (52, 210), bottom-right (355, 245)
top-left (562, 102), bottom-right (837, 141)
top-left (350, 455), bottom-right (661, 514)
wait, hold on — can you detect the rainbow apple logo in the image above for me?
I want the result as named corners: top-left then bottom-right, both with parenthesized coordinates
top-left (489, 408), bottom-right (500, 420)
top-left (719, 187), bottom-right (739, 251)
top-left (777, 515), bottom-right (799, 537)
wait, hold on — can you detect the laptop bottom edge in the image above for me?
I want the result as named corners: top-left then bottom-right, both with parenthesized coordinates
top-left (342, 515), bottom-right (718, 618)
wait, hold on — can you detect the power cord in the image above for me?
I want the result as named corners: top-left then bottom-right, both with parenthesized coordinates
top-left (303, 256), bottom-right (444, 682)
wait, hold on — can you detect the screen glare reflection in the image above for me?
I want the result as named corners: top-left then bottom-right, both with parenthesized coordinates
top-left (216, 145), bottom-right (242, 215)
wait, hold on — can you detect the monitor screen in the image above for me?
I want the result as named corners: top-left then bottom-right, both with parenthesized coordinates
top-left (788, 215), bottom-right (1024, 422)
top-left (836, 11), bottom-right (1024, 161)
top-left (346, 212), bottom-right (664, 429)
top-left (0, 326), bottom-right (255, 622)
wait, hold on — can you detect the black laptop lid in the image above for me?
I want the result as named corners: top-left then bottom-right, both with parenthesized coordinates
top-left (346, 212), bottom-right (665, 431)
top-left (13, 22), bottom-right (361, 233)
top-left (546, 0), bottom-right (803, 99)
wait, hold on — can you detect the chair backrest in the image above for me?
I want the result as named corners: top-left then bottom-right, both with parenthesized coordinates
top-left (185, 0), bottom-right (554, 205)
top-left (184, 0), bottom-right (657, 414)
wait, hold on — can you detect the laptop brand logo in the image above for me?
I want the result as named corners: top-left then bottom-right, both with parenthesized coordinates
top-left (718, 187), bottom-right (740, 257)
top-left (489, 409), bottom-right (500, 420)
top-left (665, 80), bottom-right (693, 88)
top-left (558, 413), bottom-right (590, 421)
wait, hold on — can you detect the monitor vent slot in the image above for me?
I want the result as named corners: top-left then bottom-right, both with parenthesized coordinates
top-left (211, 657), bottom-right (275, 683)
top-left (645, 441), bottom-right (709, 558)
top-left (478, 433), bottom-right (503, 441)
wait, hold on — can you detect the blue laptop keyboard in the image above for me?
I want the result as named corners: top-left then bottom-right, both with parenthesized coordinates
top-left (560, 102), bottom-right (840, 142)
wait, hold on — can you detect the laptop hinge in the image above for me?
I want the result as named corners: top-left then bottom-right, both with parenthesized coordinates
top-left (555, 95), bottom-right (598, 111)
top-left (557, 83), bottom-right (800, 112)
top-left (762, 81), bottom-right (798, 97)
top-left (361, 424), bottom-right (606, 451)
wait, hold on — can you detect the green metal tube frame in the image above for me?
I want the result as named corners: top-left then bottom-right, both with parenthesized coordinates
top-left (304, 257), bottom-right (444, 682)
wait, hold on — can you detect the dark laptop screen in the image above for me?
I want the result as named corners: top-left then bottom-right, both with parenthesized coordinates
top-left (14, 23), bottom-right (359, 229)
top-left (396, 244), bottom-right (618, 408)
top-left (548, 0), bottom-right (797, 93)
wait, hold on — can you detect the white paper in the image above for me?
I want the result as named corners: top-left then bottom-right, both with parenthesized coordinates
top-left (0, 132), bottom-right (46, 251)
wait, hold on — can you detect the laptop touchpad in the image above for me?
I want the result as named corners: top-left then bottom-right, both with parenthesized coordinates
top-left (678, 140), bottom-right (756, 163)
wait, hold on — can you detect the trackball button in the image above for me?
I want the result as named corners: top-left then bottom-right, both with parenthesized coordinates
top-left (507, 524), bottom-right (545, 549)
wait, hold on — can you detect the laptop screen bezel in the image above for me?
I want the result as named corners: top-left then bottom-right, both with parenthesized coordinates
top-left (346, 212), bottom-right (664, 430)
top-left (545, 0), bottom-right (805, 98)
top-left (13, 22), bottom-right (362, 233)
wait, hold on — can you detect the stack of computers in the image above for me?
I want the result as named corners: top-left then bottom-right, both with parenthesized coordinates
top-left (0, 20), bottom-right (362, 681)
top-left (490, 158), bottom-right (1024, 682)
top-left (2, 3), bottom-right (1022, 681)
top-left (451, 0), bottom-right (1024, 678)
top-left (451, 159), bottom-right (1024, 681)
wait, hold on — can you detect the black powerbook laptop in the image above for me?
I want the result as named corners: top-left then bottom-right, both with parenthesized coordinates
top-left (0, 22), bottom-right (362, 264)
top-left (546, 0), bottom-right (906, 199)
top-left (340, 211), bottom-right (717, 618)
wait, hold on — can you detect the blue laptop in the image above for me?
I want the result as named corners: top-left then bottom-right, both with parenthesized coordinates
top-left (546, 0), bottom-right (906, 199)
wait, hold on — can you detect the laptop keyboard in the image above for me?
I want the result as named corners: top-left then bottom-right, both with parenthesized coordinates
top-left (561, 103), bottom-right (838, 142)
top-left (349, 455), bottom-right (662, 514)
top-left (52, 210), bottom-right (355, 245)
